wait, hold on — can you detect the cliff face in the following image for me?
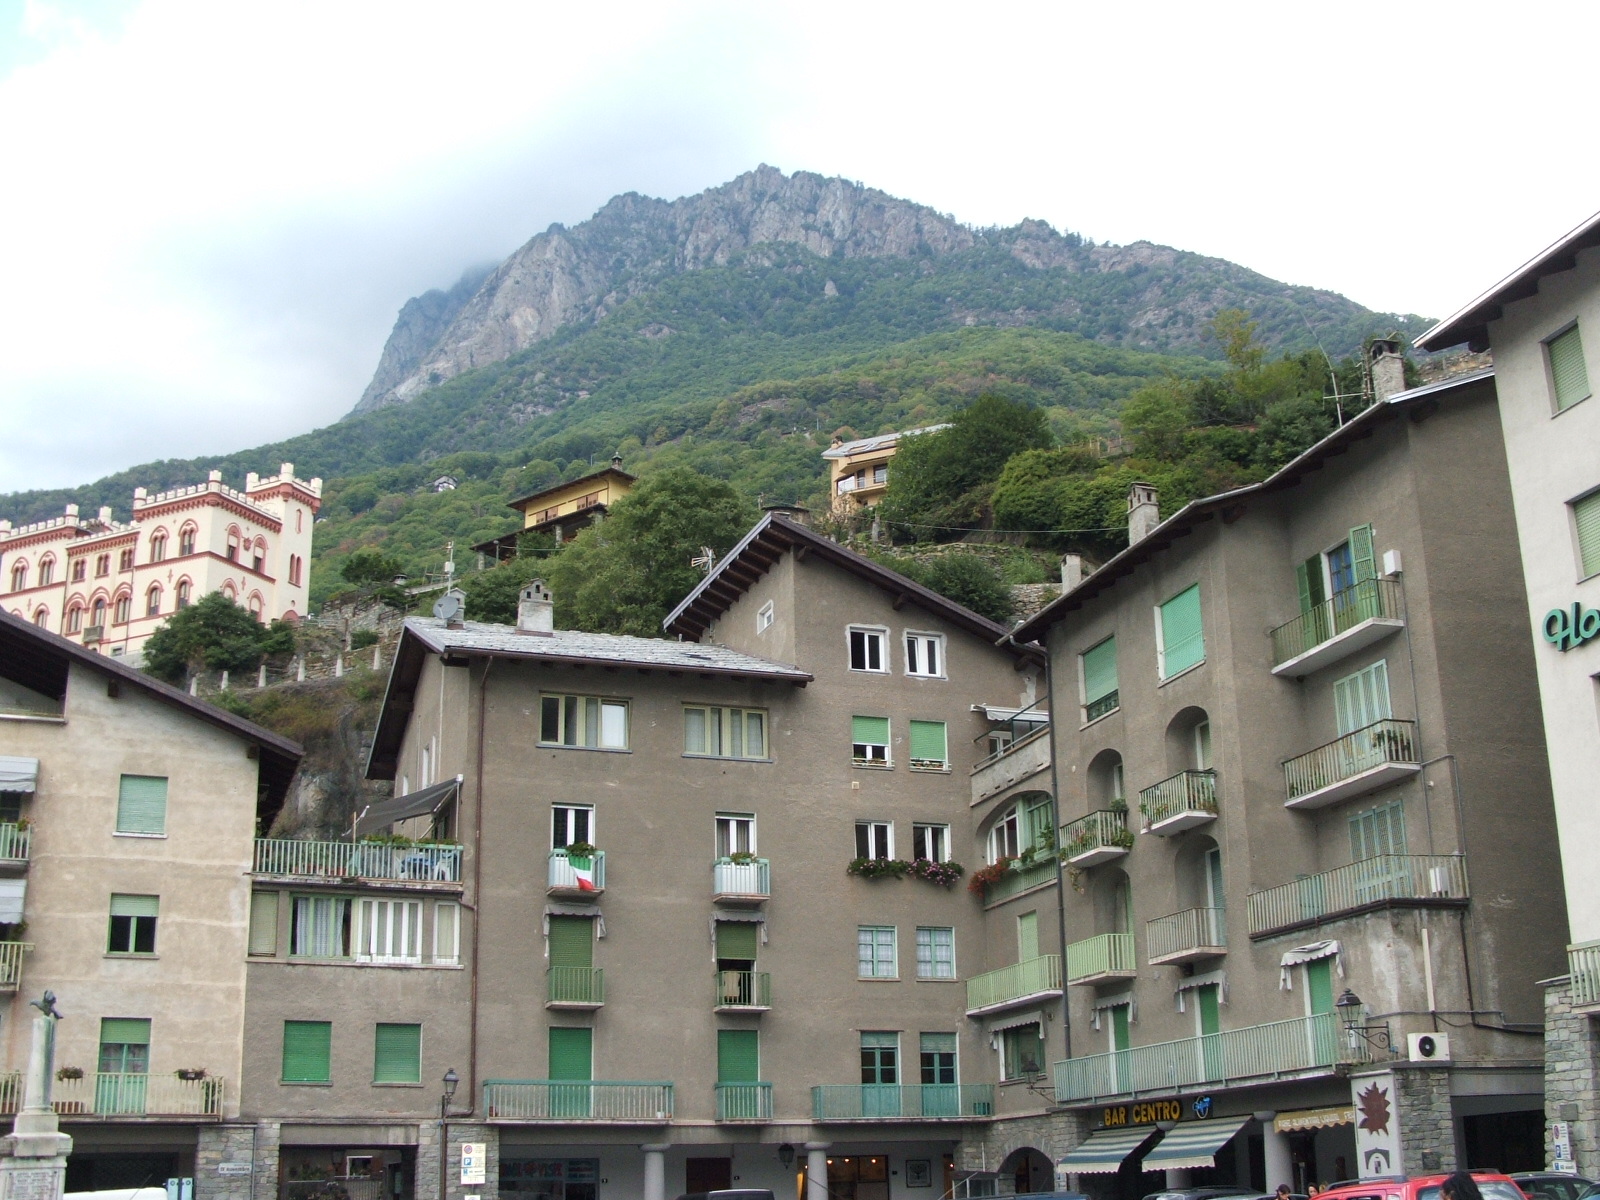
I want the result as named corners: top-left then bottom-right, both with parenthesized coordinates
top-left (356, 263), bottom-right (496, 412)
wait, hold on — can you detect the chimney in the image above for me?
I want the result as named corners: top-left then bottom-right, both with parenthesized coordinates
top-left (611, 455), bottom-right (624, 470)
top-left (1061, 553), bottom-right (1085, 592)
top-left (517, 580), bottom-right (555, 635)
top-left (1369, 338), bottom-right (1406, 401)
top-left (763, 502), bottom-right (809, 526)
top-left (1127, 482), bottom-right (1160, 544)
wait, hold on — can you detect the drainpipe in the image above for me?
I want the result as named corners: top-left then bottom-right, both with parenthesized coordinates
top-left (468, 656), bottom-right (495, 1111)
top-left (1044, 647), bottom-right (1073, 1062)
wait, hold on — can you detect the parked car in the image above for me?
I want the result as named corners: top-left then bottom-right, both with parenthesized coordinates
top-left (1144, 1188), bottom-right (1270, 1200)
top-left (1319, 1171), bottom-right (1529, 1200)
top-left (676, 1192), bottom-right (777, 1200)
top-left (1511, 1174), bottom-right (1597, 1200)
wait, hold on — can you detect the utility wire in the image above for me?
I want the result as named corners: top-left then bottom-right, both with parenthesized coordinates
top-left (885, 519), bottom-right (1126, 535)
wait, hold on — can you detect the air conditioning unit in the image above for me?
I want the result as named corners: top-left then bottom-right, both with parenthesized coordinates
top-left (1408, 1032), bottom-right (1451, 1062)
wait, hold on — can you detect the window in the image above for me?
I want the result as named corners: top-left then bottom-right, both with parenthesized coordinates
top-left (1157, 584), bottom-right (1205, 678)
top-left (908, 720), bottom-right (948, 770)
top-left (282, 1020), bottom-right (332, 1083)
top-left (860, 1031), bottom-right (898, 1084)
top-left (912, 823), bottom-right (949, 863)
top-left (95, 554), bottom-right (110, 578)
top-left (857, 925), bottom-right (897, 978)
top-left (115, 774), bottom-right (167, 835)
top-left (855, 821), bottom-right (894, 861)
top-left (226, 531), bottom-right (240, 562)
top-left (91, 598), bottom-right (106, 629)
top-left (873, 463), bottom-right (888, 485)
top-left (32, 609), bottom-right (47, 628)
top-left (373, 1023), bottom-right (422, 1083)
top-left (434, 902), bottom-right (460, 966)
top-left (905, 632), bottom-right (944, 678)
top-left (67, 605), bottom-right (83, 634)
top-left (150, 534), bottom-right (166, 563)
top-left (684, 705), bottom-right (767, 759)
top-left (1017, 910), bottom-right (1039, 960)
top-left (37, 559), bottom-right (53, 587)
top-left (921, 1032), bottom-right (957, 1085)
top-left (249, 892), bottom-right (279, 956)
top-left (291, 895), bottom-right (352, 958)
top-left (288, 555), bottom-right (303, 587)
top-left (1082, 636), bottom-right (1119, 721)
top-left (989, 806), bottom-right (1021, 862)
top-left (1333, 660), bottom-right (1392, 735)
top-left (175, 580), bottom-right (191, 609)
top-left (178, 527), bottom-right (196, 556)
top-left (715, 813), bottom-right (756, 857)
top-left (146, 586), bottom-right (161, 617)
top-left (915, 927), bottom-right (955, 979)
top-left (118, 549), bottom-right (134, 572)
top-left (1549, 324), bottom-right (1592, 412)
top-left (1194, 721), bottom-right (1212, 770)
top-left (1349, 800), bottom-right (1406, 860)
top-left (1575, 490), bottom-right (1600, 579)
top-left (848, 627), bottom-right (887, 672)
top-left (539, 694), bottom-right (629, 750)
top-left (99, 1018), bottom-right (151, 1076)
top-left (551, 804), bottom-right (593, 849)
top-left (1001, 1023), bottom-right (1044, 1080)
top-left (355, 899), bottom-right (422, 963)
top-left (9, 563), bottom-right (25, 592)
top-left (71, 559), bottom-right (86, 583)
top-left (108, 894), bottom-right (158, 954)
top-left (717, 1029), bottom-right (759, 1085)
top-left (113, 594), bottom-right (131, 625)
top-left (990, 796), bottom-right (1052, 864)
top-left (851, 716), bottom-right (891, 767)
top-left (252, 544), bottom-right (266, 573)
top-left (757, 600), bottom-right (774, 633)
top-left (550, 1026), bottom-right (593, 1083)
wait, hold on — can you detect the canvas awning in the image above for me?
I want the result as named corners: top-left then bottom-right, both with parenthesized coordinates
top-left (1140, 1116), bottom-right (1250, 1170)
top-left (353, 776), bottom-right (462, 836)
top-left (0, 879), bottom-right (26, 923)
top-left (1058, 1125), bottom-right (1158, 1174)
top-left (0, 757), bottom-right (39, 793)
top-left (1275, 1107), bottom-right (1355, 1134)
top-left (1279, 939), bottom-right (1344, 989)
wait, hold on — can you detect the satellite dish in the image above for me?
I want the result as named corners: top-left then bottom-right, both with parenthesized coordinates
top-left (433, 591), bottom-right (464, 622)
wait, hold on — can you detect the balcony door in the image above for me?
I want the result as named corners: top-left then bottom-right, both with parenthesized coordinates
top-left (859, 1032), bottom-right (901, 1117)
top-left (1349, 801), bottom-right (1409, 904)
top-left (547, 916), bottom-right (595, 1004)
top-left (97, 1019), bottom-right (150, 1115)
top-left (1194, 984), bottom-right (1223, 1082)
top-left (1333, 661), bottom-right (1393, 780)
top-left (715, 920), bottom-right (759, 1006)
top-left (548, 1027), bottom-right (592, 1118)
top-left (919, 1033), bottom-right (959, 1117)
top-left (1303, 958), bottom-right (1338, 1066)
top-left (1016, 911), bottom-right (1039, 962)
top-left (1109, 1004), bottom-right (1131, 1093)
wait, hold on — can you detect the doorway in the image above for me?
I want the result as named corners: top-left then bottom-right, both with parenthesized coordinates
top-left (685, 1158), bottom-right (732, 1193)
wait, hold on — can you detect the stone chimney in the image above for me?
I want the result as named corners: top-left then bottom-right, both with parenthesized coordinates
top-left (1369, 338), bottom-right (1406, 401)
top-left (763, 502), bottom-right (809, 526)
top-left (517, 580), bottom-right (555, 635)
top-left (1061, 553), bottom-right (1086, 592)
top-left (611, 455), bottom-right (624, 470)
top-left (1127, 482), bottom-right (1160, 544)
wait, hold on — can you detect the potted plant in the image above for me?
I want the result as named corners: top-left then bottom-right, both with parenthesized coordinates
top-left (847, 857), bottom-right (909, 880)
top-left (967, 856), bottom-right (1016, 896)
top-left (727, 850), bottom-right (758, 864)
top-left (909, 859), bottom-right (965, 888)
top-left (175, 1067), bottom-right (208, 1081)
top-left (55, 1066), bottom-right (83, 1081)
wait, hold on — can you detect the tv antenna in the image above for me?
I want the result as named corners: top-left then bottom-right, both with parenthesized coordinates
top-left (691, 547), bottom-right (718, 575)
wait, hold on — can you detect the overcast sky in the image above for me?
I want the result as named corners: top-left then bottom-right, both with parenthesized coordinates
top-left (2, 0), bottom-right (1597, 494)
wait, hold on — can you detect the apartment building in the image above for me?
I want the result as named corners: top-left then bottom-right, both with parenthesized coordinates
top-left (472, 459), bottom-right (635, 562)
top-left (1001, 370), bottom-right (1565, 1197)
top-left (0, 465), bottom-right (322, 661)
top-left (0, 608), bottom-right (303, 1190)
top-left (1416, 210), bottom-right (1600, 1175)
top-left (824, 426), bottom-right (950, 518)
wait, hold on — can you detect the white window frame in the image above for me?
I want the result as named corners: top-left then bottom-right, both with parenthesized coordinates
top-left (290, 895), bottom-right (352, 959)
top-left (848, 626), bottom-right (889, 674)
top-left (716, 812), bottom-right (757, 858)
top-left (912, 822), bottom-right (949, 863)
top-left (988, 807), bottom-right (1021, 863)
top-left (915, 926), bottom-right (955, 979)
top-left (757, 600), bottom-right (774, 634)
top-left (904, 631), bottom-right (946, 679)
top-left (551, 804), bottom-right (594, 850)
top-left (851, 716), bottom-right (892, 767)
top-left (355, 898), bottom-right (423, 965)
top-left (683, 704), bottom-right (769, 760)
top-left (858, 925), bottom-right (898, 979)
top-left (433, 901), bottom-right (461, 966)
top-left (539, 693), bottom-right (630, 751)
top-left (855, 820), bottom-right (894, 861)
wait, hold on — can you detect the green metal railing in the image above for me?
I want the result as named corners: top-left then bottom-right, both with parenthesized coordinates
top-left (1060, 808), bottom-right (1131, 861)
top-left (253, 838), bottom-right (463, 883)
top-left (1283, 719), bottom-right (1418, 802)
top-left (1146, 909), bottom-right (1225, 961)
top-left (713, 858), bottom-right (770, 898)
top-left (983, 857), bottom-right (1057, 904)
top-left (965, 954), bottom-right (1062, 1011)
top-left (483, 1080), bottom-right (673, 1121)
top-left (811, 1083), bottom-right (995, 1120)
top-left (547, 848), bottom-right (606, 891)
top-left (1247, 854), bottom-right (1468, 935)
top-left (0, 941), bottom-right (32, 990)
top-left (1571, 942), bottom-right (1600, 1007)
top-left (1066, 933), bottom-right (1136, 983)
top-left (1138, 770), bottom-right (1217, 830)
top-left (1053, 1012), bottom-right (1363, 1102)
top-left (1085, 690), bottom-right (1120, 722)
top-left (0, 823), bottom-right (31, 863)
top-left (1271, 578), bottom-right (1403, 666)
top-left (49, 1073), bottom-right (224, 1116)
top-left (716, 970), bottom-right (771, 1008)
top-left (547, 966), bottom-right (605, 1006)
top-left (715, 1082), bottom-right (773, 1120)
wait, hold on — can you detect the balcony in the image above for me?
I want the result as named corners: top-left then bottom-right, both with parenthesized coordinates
top-left (982, 857), bottom-right (1057, 905)
top-left (1066, 933), bottom-right (1137, 985)
top-left (715, 1082), bottom-right (773, 1121)
top-left (483, 1080), bottom-right (673, 1123)
top-left (965, 954), bottom-right (1062, 1017)
top-left (253, 838), bottom-right (463, 887)
top-left (1138, 770), bottom-right (1218, 836)
top-left (712, 858), bottom-right (770, 905)
top-left (1282, 719), bottom-right (1419, 810)
top-left (546, 849), bottom-right (605, 899)
top-left (1053, 1011), bottom-right (1366, 1103)
top-left (546, 966), bottom-right (605, 1010)
top-left (1061, 809), bottom-right (1131, 867)
top-left (0, 823), bottom-right (31, 870)
top-left (0, 941), bottom-right (33, 990)
top-left (1247, 854), bottom-right (1469, 938)
top-left (715, 970), bottom-right (770, 1012)
top-left (971, 716), bottom-right (1052, 806)
top-left (1271, 578), bottom-right (1405, 677)
top-left (1146, 908), bottom-right (1226, 965)
top-left (811, 1083), bottom-right (995, 1121)
top-left (44, 1073), bottom-right (225, 1118)
top-left (1571, 941), bottom-right (1600, 1011)
top-left (82, 624), bottom-right (104, 646)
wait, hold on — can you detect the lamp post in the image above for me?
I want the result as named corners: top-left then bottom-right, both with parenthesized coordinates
top-left (438, 1069), bottom-right (461, 1200)
top-left (1335, 989), bottom-right (1393, 1056)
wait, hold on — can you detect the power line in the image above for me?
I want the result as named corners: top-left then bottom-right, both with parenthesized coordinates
top-left (883, 519), bottom-right (1126, 536)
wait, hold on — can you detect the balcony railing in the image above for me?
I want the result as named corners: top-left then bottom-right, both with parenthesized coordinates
top-left (1053, 1012), bottom-right (1364, 1103)
top-left (1146, 909), bottom-right (1226, 965)
top-left (712, 858), bottom-right (770, 903)
top-left (483, 1080), bottom-right (673, 1121)
top-left (48, 1073), bottom-right (224, 1117)
top-left (716, 970), bottom-right (770, 1010)
top-left (0, 1073), bottom-right (18, 1114)
top-left (715, 1082), bottom-right (773, 1120)
top-left (1138, 770), bottom-right (1218, 835)
top-left (1085, 690), bottom-right (1120, 723)
top-left (546, 966), bottom-right (604, 1008)
top-left (82, 624), bottom-right (104, 645)
top-left (971, 720), bottom-right (1052, 806)
top-left (0, 942), bottom-right (33, 990)
top-left (982, 857), bottom-right (1057, 905)
top-left (1247, 854), bottom-right (1469, 937)
top-left (811, 1083), bottom-right (995, 1120)
top-left (1061, 808), bottom-right (1131, 867)
top-left (1282, 719), bottom-right (1419, 809)
top-left (0, 823), bottom-right (31, 865)
top-left (1066, 933), bottom-right (1137, 985)
top-left (965, 954), bottom-right (1062, 1015)
top-left (1271, 578), bottom-right (1404, 675)
top-left (1571, 941), bottom-right (1600, 1008)
top-left (547, 848), bottom-right (605, 897)
top-left (253, 839), bottom-right (463, 884)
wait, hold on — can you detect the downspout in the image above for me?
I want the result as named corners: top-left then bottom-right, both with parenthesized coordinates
top-left (468, 656), bottom-right (494, 1110)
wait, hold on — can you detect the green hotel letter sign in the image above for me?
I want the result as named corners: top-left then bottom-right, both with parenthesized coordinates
top-left (1543, 602), bottom-right (1600, 651)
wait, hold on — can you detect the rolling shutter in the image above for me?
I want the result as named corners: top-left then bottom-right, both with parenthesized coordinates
top-left (1159, 586), bottom-right (1205, 677)
top-left (249, 893), bottom-right (279, 956)
top-left (100, 1018), bottom-right (151, 1047)
top-left (909, 721), bottom-right (947, 764)
top-left (373, 1023), bottom-right (421, 1083)
top-left (716, 921), bottom-right (759, 961)
top-left (717, 1029), bottom-right (760, 1083)
top-left (1576, 491), bottom-right (1600, 577)
top-left (547, 1027), bottom-right (592, 1081)
top-left (116, 775), bottom-right (167, 835)
top-left (1082, 637), bottom-right (1118, 704)
top-left (1550, 326), bottom-right (1592, 411)
top-left (110, 894), bottom-right (159, 918)
top-left (547, 916), bottom-right (592, 969)
top-left (1017, 911), bottom-right (1039, 960)
top-left (281, 1021), bottom-right (331, 1082)
top-left (851, 716), bottom-right (889, 745)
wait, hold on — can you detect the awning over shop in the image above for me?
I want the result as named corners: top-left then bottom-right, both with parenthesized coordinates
top-left (1275, 1107), bottom-right (1355, 1134)
top-left (1141, 1116), bottom-right (1251, 1171)
top-left (0, 757), bottom-right (39, 793)
top-left (353, 775), bottom-right (462, 836)
top-left (1058, 1125), bottom-right (1158, 1174)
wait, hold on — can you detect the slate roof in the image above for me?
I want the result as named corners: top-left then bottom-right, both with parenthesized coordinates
top-left (821, 424), bottom-right (951, 459)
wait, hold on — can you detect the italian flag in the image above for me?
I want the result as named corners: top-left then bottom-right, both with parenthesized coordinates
top-left (569, 855), bottom-right (598, 892)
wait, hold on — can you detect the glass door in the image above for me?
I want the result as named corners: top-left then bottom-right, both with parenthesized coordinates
top-left (859, 1032), bottom-right (901, 1117)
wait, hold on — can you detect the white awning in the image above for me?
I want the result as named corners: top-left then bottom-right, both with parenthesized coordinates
top-left (1175, 970), bottom-right (1229, 1011)
top-left (1280, 940), bottom-right (1343, 989)
top-left (1140, 1116), bottom-right (1251, 1170)
top-left (0, 757), bottom-right (39, 793)
top-left (1058, 1125), bottom-right (1159, 1173)
top-left (974, 705), bottom-right (1050, 723)
top-left (0, 878), bottom-right (26, 923)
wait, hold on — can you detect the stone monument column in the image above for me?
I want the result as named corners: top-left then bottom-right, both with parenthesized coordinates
top-left (0, 993), bottom-right (73, 1200)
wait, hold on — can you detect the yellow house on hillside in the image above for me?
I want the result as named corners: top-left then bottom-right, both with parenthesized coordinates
top-left (822, 424), bottom-right (950, 516)
top-left (472, 456), bottom-right (635, 561)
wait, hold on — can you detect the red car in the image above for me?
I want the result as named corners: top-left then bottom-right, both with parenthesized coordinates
top-left (1319, 1172), bottom-right (1530, 1200)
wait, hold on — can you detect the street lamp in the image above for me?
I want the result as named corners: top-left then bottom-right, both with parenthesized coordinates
top-left (1335, 989), bottom-right (1393, 1054)
top-left (778, 1145), bottom-right (795, 1170)
top-left (441, 1069), bottom-right (460, 1119)
top-left (439, 1070), bottom-right (462, 1200)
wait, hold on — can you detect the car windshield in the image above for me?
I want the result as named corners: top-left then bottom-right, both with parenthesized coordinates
top-left (1418, 1185), bottom-right (1526, 1200)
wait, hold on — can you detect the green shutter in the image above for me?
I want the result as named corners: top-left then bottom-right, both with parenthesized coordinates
top-left (281, 1021), bottom-right (331, 1082)
top-left (373, 1023), bottom-right (421, 1083)
top-left (116, 775), bottom-right (167, 835)
top-left (1296, 556), bottom-right (1327, 613)
top-left (110, 894), bottom-right (159, 917)
top-left (1306, 959), bottom-right (1335, 1015)
top-left (1550, 326), bottom-right (1592, 411)
top-left (909, 720), bottom-right (947, 763)
top-left (1349, 525), bottom-right (1376, 584)
top-left (860, 1031), bottom-right (898, 1049)
top-left (920, 1032), bottom-right (956, 1054)
top-left (249, 893), bottom-right (279, 955)
top-left (1016, 911), bottom-right (1039, 961)
top-left (717, 1029), bottom-right (760, 1083)
top-left (547, 916), bottom-right (593, 969)
top-left (100, 1018), bottom-right (151, 1046)
top-left (1110, 1006), bottom-right (1130, 1053)
top-left (851, 716), bottom-right (889, 745)
top-left (547, 1027), bottom-right (592, 1081)
top-left (716, 921), bottom-right (759, 960)
top-left (1334, 661), bottom-right (1391, 735)
top-left (1196, 984), bottom-right (1221, 1037)
top-left (1159, 585), bottom-right (1205, 676)
top-left (1081, 637), bottom-right (1118, 704)
top-left (1576, 492), bottom-right (1600, 577)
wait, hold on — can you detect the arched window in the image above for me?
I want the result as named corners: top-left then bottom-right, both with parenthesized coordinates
top-left (175, 580), bottom-right (192, 610)
top-left (295, 509), bottom-right (303, 533)
top-left (150, 532), bottom-right (167, 562)
top-left (986, 793), bottom-right (1055, 865)
top-left (146, 585), bottom-right (162, 617)
top-left (91, 598), bottom-right (106, 629)
top-left (225, 527), bottom-right (241, 562)
top-left (287, 554), bottom-right (301, 587)
top-left (221, 582), bottom-right (236, 602)
top-left (95, 554), bottom-right (110, 578)
top-left (70, 559), bottom-right (86, 583)
top-left (248, 593), bottom-right (264, 622)
top-left (118, 548), bottom-right (134, 572)
top-left (67, 604), bottom-right (84, 634)
top-left (113, 593), bottom-right (131, 625)
top-left (8, 562), bottom-right (25, 592)
top-left (32, 607), bottom-right (48, 628)
top-left (178, 525), bottom-right (197, 556)
top-left (37, 557), bottom-right (54, 587)
top-left (251, 538), bottom-right (266, 573)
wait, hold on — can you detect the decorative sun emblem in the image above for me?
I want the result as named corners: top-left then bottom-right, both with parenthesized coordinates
top-left (1357, 1082), bottom-right (1391, 1134)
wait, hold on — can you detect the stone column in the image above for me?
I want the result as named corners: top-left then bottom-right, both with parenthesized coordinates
top-left (804, 1143), bottom-right (831, 1200)
top-left (0, 1002), bottom-right (74, 1200)
top-left (641, 1145), bottom-right (668, 1200)
top-left (1256, 1113), bottom-right (1291, 1193)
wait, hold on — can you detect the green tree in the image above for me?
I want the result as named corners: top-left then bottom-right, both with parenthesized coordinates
top-left (142, 592), bottom-right (296, 685)
top-left (456, 536), bottom-right (559, 626)
top-left (341, 548), bottom-right (403, 587)
top-left (913, 553), bottom-right (1015, 624)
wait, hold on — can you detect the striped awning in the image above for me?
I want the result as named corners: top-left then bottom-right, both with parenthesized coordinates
top-left (1058, 1125), bottom-right (1158, 1173)
top-left (1140, 1116), bottom-right (1250, 1171)
top-left (0, 757), bottom-right (38, 793)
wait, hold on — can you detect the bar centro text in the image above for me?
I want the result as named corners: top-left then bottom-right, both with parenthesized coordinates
top-left (1103, 1099), bottom-right (1184, 1127)
top-left (1542, 602), bottom-right (1600, 651)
